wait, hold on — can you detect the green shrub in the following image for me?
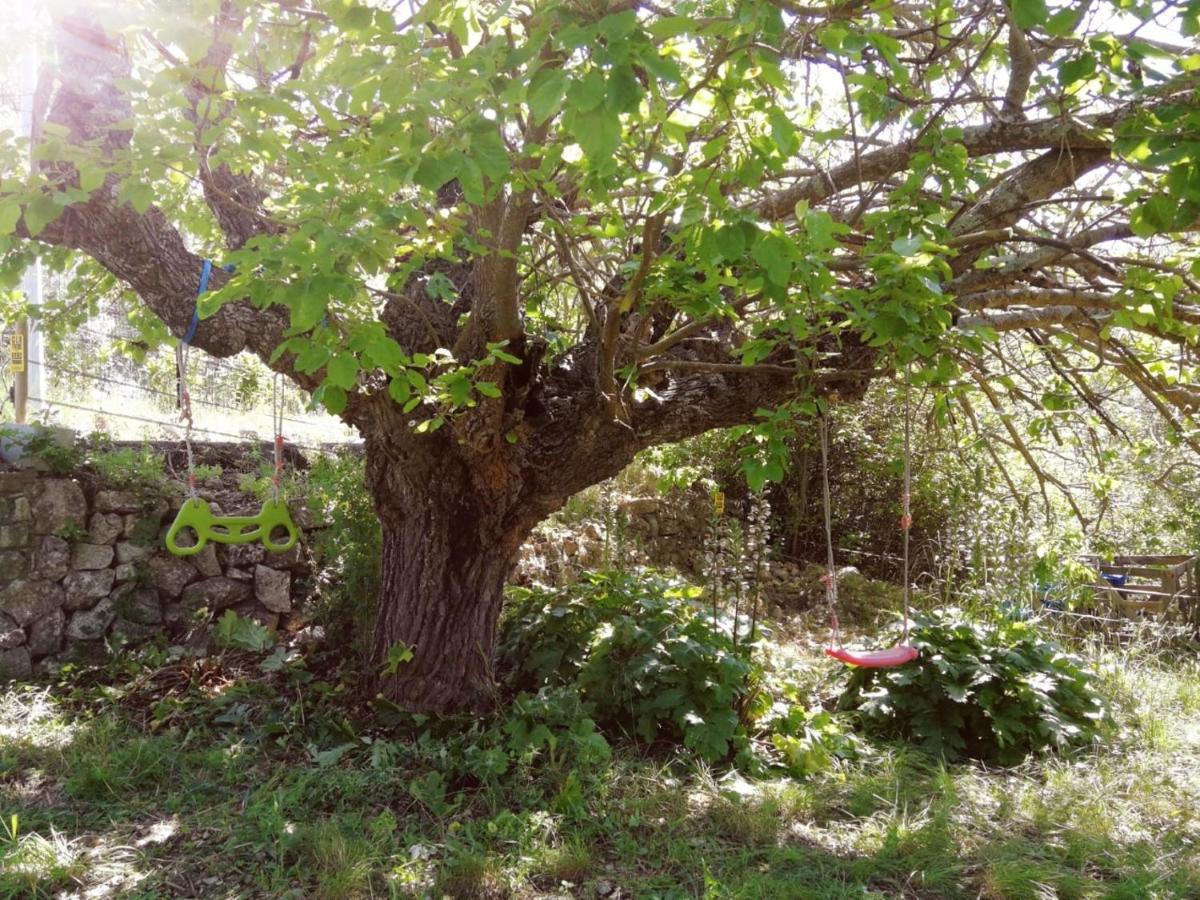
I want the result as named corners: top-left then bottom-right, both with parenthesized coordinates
top-left (499, 571), bottom-right (861, 772)
top-left (502, 572), bottom-right (763, 762)
top-left (837, 609), bottom-right (1109, 764)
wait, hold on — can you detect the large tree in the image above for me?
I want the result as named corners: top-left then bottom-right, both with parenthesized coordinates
top-left (3, 0), bottom-right (1199, 710)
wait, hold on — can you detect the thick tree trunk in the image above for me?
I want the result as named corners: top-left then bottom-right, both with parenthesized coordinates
top-left (363, 426), bottom-right (531, 712)
top-left (368, 507), bottom-right (520, 712)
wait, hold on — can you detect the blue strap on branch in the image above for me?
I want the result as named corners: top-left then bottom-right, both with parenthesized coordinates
top-left (184, 260), bottom-right (236, 346)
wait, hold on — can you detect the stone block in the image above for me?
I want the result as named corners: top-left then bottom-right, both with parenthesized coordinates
top-left (0, 550), bottom-right (30, 580)
top-left (0, 470), bottom-right (36, 495)
top-left (254, 565), bottom-right (291, 613)
top-left (87, 512), bottom-right (124, 545)
top-left (31, 536), bottom-right (70, 580)
top-left (263, 543), bottom-right (307, 573)
top-left (219, 542), bottom-right (265, 568)
top-left (65, 598), bottom-right (116, 641)
top-left (114, 563), bottom-right (137, 583)
top-left (0, 611), bottom-right (23, 649)
top-left (110, 620), bottom-right (159, 646)
top-left (70, 543), bottom-right (115, 571)
top-left (0, 524), bottom-right (30, 549)
top-left (112, 585), bottom-right (162, 625)
top-left (0, 647), bottom-right (32, 679)
top-left (192, 543), bottom-right (221, 578)
top-left (122, 499), bottom-right (169, 543)
top-left (0, 580), bottom-right (64, 626)
top-left (147, 556), bottom-right (197, 598)
top-left (63, 569), bottom-right (116, 610)
top-left (27, 608), bottom-right (64, 657)
top-left (116, 541), bottom-right (152, 564)
top-left (181, 577), bottom-right (252, 612)
top-left (30, 479), bottom-right (86, 534)
top-left (61, 639), bottom-right (108, 664)
top-left (0, 495), bottom-right (31, 524)
top-left (94, 490), bottom-right (144, 514)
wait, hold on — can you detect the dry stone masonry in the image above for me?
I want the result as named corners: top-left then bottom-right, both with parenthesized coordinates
top-left (0, 462), bottom-right (319, 679)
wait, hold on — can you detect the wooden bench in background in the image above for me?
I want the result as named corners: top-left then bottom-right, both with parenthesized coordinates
top-left (1079, 554), bottom-right (1200, 620)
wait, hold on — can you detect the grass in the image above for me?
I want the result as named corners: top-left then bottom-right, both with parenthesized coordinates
top-left (2, 638), bottom-right (1200, 898)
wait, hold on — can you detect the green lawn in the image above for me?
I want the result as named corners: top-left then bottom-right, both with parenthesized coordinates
top-left (2, 640), bottom-right (1199, 899)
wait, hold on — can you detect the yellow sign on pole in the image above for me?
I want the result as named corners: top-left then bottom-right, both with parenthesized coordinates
top-left (712, 491), bottom-right (725, 516)
top-left (8, 333), bottom-right (24, 373)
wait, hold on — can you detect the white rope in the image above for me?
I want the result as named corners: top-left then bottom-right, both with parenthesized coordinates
top-left (271, 374), bottom-right (284, 504)
top-left (901, 370), bottom-right (913, 643)
top-left (819, 413), bottom-right (840, 646)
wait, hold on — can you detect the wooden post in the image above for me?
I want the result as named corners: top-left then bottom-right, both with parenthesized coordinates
top-left (12, 319), bottom-right (28, 424)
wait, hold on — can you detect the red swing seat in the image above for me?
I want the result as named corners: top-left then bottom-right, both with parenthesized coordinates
top-left (825, 644), bottom-right (919, 668)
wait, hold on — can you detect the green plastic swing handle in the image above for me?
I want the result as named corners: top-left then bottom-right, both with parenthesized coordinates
top-left (165, 497), bottom-right (299, 556)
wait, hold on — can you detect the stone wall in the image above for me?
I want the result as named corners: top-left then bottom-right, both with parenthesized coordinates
top-left (0, 465), bottom-right (317, 678)
top-left (515, 485), bottom-right (901, 619)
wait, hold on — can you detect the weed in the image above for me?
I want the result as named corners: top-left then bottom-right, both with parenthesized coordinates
top-left (87, 445), bottom-right (168, 493)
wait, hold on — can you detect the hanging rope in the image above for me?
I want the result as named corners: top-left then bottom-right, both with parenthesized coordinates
top-left (819, 412), bottom-right (840, 647)
top-left (272, 374), bottom-right (285, 504)
top-left (821, 375), bottom-right (920, 669)
top-left (900, 369), bottom-right (913, 643)
top-left (175, 340), bottom-right (197, 498)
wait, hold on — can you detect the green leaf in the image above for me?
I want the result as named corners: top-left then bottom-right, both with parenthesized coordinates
top-left (214, 609), bottom-right (273, 652)
top-left (325, 353), bottom-right (358, 390)
top-left (714, 224), bottom-right (749, 261)
top-left (22, 194), bottom-right (60, 238)
top-left (891, 235), bottom-right (923, 257)
top-left (122, 181), bottom-right (155, 215)
top-left (1058, 53), bottom-right (1097, 86)
top-left (566, 69), bottom-right (607, 113)
top-left (365, 336), bottom-right (405, 369)
top-left (78, 166), bottom-right (106, 193)
top-left (648, 16), bottom-right (691, 39)
top-left (442, 370), bottom-right (473, 406)
top-left (0, 202), bottom-right (19, 236)
top-left (1045, 8), bottom-right (1082, 36)
top-left (291, 280), bottom-right (329, 333)
top-left (1130, 195), bottom-right (1177, 236)
top-left (1010, 0), bottom-right (1048, 30)
top-left (469, 128), bottom-right (510, 181)
top-left (768, 108), bottom-right (798, 156)
top-left (294, 341), bottom-right (331, 374)
top-left (320, 384), bottom-right (348, 415)
top-left (597, 9), bottom-right (638, 41)
top-left (457, 156), bottom-right (485, 203)
top-left (380, 642), bottom-right (414, 676)
top-left (607, 64), bottom-right (643, 114)
top-left (388, 376), bottom-right (411, 404)
top-left (528, 66), bottom-right (568, 123)
top-left (751, 232), bottom-right (793, 286)
top-left (476, 380), bottom-right (502, 398)
top-left (413, 153), bottom-right (454, 192)
top-left (573, 108), bottom-right (621, 161)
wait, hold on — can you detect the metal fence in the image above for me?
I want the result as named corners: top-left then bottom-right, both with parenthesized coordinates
top-left (2, 307), bottom-right (357, 453)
